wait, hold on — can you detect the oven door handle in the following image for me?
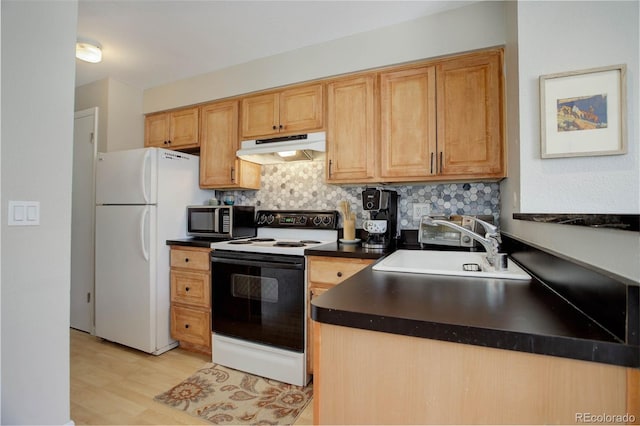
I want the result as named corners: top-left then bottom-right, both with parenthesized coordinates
top-left (211, 256), bottom-right (304, 270)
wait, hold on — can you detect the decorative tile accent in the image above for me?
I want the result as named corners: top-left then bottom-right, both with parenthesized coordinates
top-left (221, 161), bottom-right (500, 229)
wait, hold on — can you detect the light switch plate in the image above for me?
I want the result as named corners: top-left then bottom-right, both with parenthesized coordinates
top-left (8, 201), bottom-right (40, 226)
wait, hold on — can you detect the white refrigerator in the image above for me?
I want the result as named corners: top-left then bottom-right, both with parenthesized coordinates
top-left (95, 148), bottom-right (210, 355)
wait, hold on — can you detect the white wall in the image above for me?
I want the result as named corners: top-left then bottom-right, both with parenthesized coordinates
top-left (501, 0), bottom-right (640, 282)
top-left (106, 79), bottom-right (144, 151)
top-left (143, 1), bottom-right (507, 113)
top-left (75, 78), bottom-right (144, 152)
top-left (1, 0), bottom-right (77, 424)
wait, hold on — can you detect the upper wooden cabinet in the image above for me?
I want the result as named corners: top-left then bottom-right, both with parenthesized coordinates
top-left (241, 83), bottom-right (323, 139)
top-left (145, 106), bottom-right (199, 150)
top-left (436, 50), bottom-right (504, 178)
top-left (379, 65), bottom-right (437, 180)
top-left (379, 49), bottom-right (505, 182)
top-left (327, 48), bottom-right (505, 184)
top-left (326, 75), bottom-right (377, 183)
top-left (199, 100), bottom-right (260, 190)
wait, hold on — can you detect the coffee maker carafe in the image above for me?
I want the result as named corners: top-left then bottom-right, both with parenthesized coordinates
top-left (361, 189), bottom-right (398, 249)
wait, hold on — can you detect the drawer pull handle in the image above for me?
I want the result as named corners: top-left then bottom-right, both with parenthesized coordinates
top-left (184, 258), bottom-right (190, 263)
top-left (185, 324), bottom-right (190, 329)
top-left (337, 271), bottom-right (343, 277)
top-left (185, 287), bottom-right (190, 292)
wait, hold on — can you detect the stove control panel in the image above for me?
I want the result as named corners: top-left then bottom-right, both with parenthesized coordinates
top-left (256, 210), bottom-right (338, 229)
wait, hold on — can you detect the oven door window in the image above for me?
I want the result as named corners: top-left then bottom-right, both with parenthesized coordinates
top-left (212, 254), bottom-right (305, 352)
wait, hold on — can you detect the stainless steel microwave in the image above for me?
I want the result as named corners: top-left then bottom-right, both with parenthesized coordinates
top-left (187, 205), bottom-right (256, 239)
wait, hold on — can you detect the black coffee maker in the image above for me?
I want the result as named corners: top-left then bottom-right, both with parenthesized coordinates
top-left (361, 189), bottom-right (398, 249)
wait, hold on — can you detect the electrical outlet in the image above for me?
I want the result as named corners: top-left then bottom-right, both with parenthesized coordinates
top-left (412, 203), bottom-right (430, 220)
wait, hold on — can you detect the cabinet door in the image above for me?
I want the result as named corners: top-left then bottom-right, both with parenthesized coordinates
top-left (170, 247), bottom-right (211, 271)
top-left (241, 93), bottom-right (279, 138)
top-left (380, 66), bottom-right (437, 179)
top-left (200, 100), bottom-right (261, 189)
top-left (436, 51), bottom-right (504, 178)
top-left (200, 101), bottom-right (240, 187)
top-left (307, 256), bottom-right (374, 286)
top-left (171, 270), bottom-right (210, 308)
top-left (144, 112), bottom-right (169, 147)
top-left (279, 83), bottom-right (323, 135)
top-left (326, 75), bottom-right (376, 183)
top-left (168, 107), bottom-right (199, 148)
top-left (170, 305), bottom-right (211, 348)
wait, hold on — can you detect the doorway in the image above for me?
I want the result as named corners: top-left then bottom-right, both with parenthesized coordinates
top-left (70, 107), bottom-right (98, 332)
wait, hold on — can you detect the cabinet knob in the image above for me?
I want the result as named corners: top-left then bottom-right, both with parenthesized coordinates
top-left (279, 124), bottom-right (283, 129)
top-left (272, 125), bottom-right (277, 130)
top-left (184, 324), bottom-right (190, 329)
top-left (185, 287), bottom-right (190, 292)
top-left (337, 271), bottom-right (343, 277)
top-left (184, 258), bottom-right (189, 263)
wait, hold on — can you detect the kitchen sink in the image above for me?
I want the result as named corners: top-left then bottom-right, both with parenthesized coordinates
top-left (373, 250), bottom-right (531, 280)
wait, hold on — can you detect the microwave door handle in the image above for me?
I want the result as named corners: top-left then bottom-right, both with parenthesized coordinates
top-left (214, 208), bottom-right (220, 233)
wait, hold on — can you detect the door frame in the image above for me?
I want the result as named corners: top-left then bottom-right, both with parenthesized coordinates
top-left (71, 107), bottom-right (98, 333)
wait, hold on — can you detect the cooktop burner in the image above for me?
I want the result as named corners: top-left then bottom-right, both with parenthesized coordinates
top-left (249, 238), bottom-right (276, 242)
top-left (274, 242), bottom-right (306, 247)
top-left (228, 240), bottom-right (253, 245)
top-left (300, 240), bottom-right (321, 244)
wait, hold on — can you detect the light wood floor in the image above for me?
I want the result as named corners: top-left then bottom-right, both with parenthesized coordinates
top-left (70, 329), bottom-right (313, 425)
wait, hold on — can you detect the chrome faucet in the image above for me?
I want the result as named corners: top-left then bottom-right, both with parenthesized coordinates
top-left (421, 215), bottom-right (507, 271)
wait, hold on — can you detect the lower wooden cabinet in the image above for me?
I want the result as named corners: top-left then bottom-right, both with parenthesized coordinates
top-left (306, 255), bottom-right (374, 375)
top-left (170, 246), bottom-right (212, 355)
top-left (170, 305), bottom-right (211, 349)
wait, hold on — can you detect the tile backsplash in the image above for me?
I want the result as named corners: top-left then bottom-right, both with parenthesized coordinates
top-left (221, 161), bottom-right (500, 229)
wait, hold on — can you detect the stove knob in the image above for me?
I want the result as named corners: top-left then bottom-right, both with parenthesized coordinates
top-left (313, 216), bottom-right (322, 226)
top-left (267, 214), bottom-right (275, 224)
top-left (257, 214), bottom-right (266, 225)
top-left (322, 216), bottom-right (332, 226)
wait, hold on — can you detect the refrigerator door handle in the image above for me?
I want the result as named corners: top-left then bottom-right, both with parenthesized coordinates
top-left (140, 207), bottom-right (150, 262)
top-left (141, 149), bottom-right (151, 204)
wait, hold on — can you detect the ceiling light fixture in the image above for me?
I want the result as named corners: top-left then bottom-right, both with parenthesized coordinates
top-left (76, 39), bottom-right (102, 63)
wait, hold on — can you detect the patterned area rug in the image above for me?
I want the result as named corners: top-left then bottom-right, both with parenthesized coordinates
top-left (154, 363), bottom-right (313, 425)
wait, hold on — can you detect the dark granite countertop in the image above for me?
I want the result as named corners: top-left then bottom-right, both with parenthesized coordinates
top-left (304, 241), bottom-right (390, 259)
top-left (166, 238), bottom-right (217, 248)
top-left (312, 259), bottom-right (639, 368)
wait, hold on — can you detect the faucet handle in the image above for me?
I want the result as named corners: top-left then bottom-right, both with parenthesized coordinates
top-left (462, 215), bottom-right (498, 235)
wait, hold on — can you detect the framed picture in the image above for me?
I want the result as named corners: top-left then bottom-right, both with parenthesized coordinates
top-left (540, 64), bottom-right (627, 158)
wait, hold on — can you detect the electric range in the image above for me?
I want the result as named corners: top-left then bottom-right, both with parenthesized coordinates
top-left (209, 210), bottom-right (338, 386)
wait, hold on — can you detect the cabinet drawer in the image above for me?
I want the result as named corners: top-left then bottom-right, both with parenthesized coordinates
top-left (307, 256), bottom-right (374, 285)
top-left (170, 305), bottom-right (211, 348)
top-left (171, 270), bottom-right (210, 308)
top-left (170, 248), bottom-right (210, 271)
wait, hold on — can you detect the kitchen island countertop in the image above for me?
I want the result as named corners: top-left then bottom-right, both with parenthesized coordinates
top-left (311, 259), bottom-right (639, 368)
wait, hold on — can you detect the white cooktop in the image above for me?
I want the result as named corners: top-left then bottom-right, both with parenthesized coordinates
top-left (210, 228), bottom-right (337, 256)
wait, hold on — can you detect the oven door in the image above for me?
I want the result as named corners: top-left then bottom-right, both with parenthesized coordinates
top-left (211, 250), bottom-right (305, 352)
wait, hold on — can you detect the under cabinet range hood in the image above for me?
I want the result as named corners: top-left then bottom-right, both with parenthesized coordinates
top-left (237, 132), bottom-right (326, 164)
